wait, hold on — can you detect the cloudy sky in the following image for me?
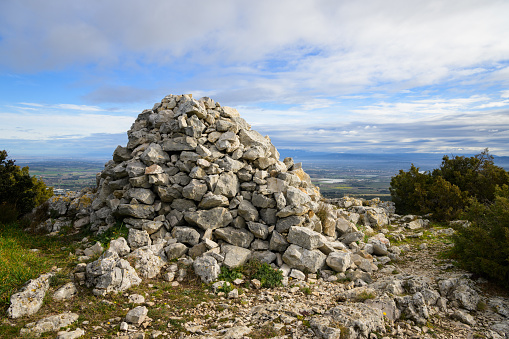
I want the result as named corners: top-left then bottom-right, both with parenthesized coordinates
top-left (1, 0), bottom-right (508, 159)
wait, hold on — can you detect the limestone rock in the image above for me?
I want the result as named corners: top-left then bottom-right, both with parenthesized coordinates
top-left (126, 306), bottom-right (148, 325)
top-left (321, 303), bottom-right (385, 339)
top-left (282, 244), bottom-right (326, 273)
top-left (287, 226), bottom-right (324, 250)
top-left (222, 245), bottom-right (252, 268)
top-left (184, 207), bottom-right (233, 230)
top-left (172, 226), bottom-right (201, 246)
top-left (56, 328), bottom-right (85, 339)
top-left (326, 251), bottom-right (351, 272)
top-left (20, 312), bottom-right (79, 337)
top-left (127, 248), bottom-right (165, 279)
top-left (53, 282), bottom-right (77, 301)
top-left (215, 227), bottom-right (254, 248)
top-left (7, 272), bottom-right (53, 319)
top-left (127, 229), bottom-right (152, 249)
top-left (109, 237), bottom-right (131, 256)
top-left (193, 255), bottom-right (220, 283)
top-left (86, 250), bottom-right (141, 295)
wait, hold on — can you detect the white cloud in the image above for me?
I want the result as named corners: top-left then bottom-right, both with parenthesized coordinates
top-left (0, 109), bottom-right (134, 140)
top-left (1, 0), bottom-right (508, 102)
top-left (19, 103), bottom-right (105, 112)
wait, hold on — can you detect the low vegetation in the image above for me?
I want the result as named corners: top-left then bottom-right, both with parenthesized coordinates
top-left (390, 148), bottom-right (509, 287)
top-left (0, 150), bottom-right (53, 223)
top-left (218, 260), bottom-right (283, 288)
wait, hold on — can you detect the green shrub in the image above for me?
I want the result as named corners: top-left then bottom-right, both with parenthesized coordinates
top-left (252, 261), bottom-right (283, 288)
top-left (390, 149), bottom-right (508, 221)
top-left (217, 260), bottom-right (283, 289)
top-left (0, 150), bottom-right (53, 220)
top-left (217, 266), bottom-right (243, 283)
top-left (451, 185), bottom-right (509, 287)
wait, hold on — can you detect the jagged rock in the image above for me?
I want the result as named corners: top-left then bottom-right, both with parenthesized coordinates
top-left (86, 250), bottom-right (141, 295)
top-left (326, 251), bottom-right (351, 272)
top-left (108, 237), bottom-right (131, 256)
top-left (127, 248), bottom-right (165, 279)
top-left (237, 200), bottom-right (259, 222)
top-left (118, 204), bottom-right (155, 219)
top-left (83, 241), bottom-right (104, 257)
top-left (269, 231), bottom-right (290, 252)
top-left (215, 227), bottom-right (254, 248)
top-left (365, 295), bottom-right (401, 321)
top-left (251, 250), bottom-right (277, 264)
top-left (395, 292), bottom-right (429, 325)
top-left (317, 303), bottom-right (385, 339)
top-left (53, 282), bottom-right (77, 301)
top-left (287, 226), bottom-right (324, 250)
top-left (165, 242), bottom-right (188, 260)
top-left (127, 229), bottom-right (152, 249)
top-left (198, 192), bottom-right (229, 209)
top-left (309, 317), bottom-right (342, 339)
top-left (282, 244), bottom-right (326, 273)
top-left (140, 143), bottom-right (170, 165)
top-left (184, 207), bottom-right (233, 230)
top-left (193, 255), bottom-right (220, 283)
top-left (438, 278), bottom-right (480, 311)
top-left (340, 231), bottom-right (364, 245)
top-left (20, 312), bottom-right (79, 337)
top-left (172, 226), bottom-right (201, 246)
top-left (452, 309), bottom-right (476, 326)
top-left (126, 306), bottom-right (148, 325)
top-left (247, 221), bottom-right (269, 240)
top-left (276, 215), bottom-right (305, 233)
top-left (7, 272), bottom-right (53, 319)
top-left (222, 245), bottom-right (252, 268)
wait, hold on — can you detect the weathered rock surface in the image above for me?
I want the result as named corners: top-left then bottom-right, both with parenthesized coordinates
top-left (20, 312), bottom-right (79, 337)
top-left (86, 250), bottom-right (142, 295)
top-left (7, 273), bottom-right (53, 319)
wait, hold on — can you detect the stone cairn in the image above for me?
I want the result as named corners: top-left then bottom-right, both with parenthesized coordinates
top-left (39, 94), bottom-right (394, 294)
top-left (15, 95), bottom-right (509, 338)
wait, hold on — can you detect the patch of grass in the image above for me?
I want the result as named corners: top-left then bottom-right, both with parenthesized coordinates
top-left (248, 323), bottom-right (285, 338)
top-left (250, 261), bottom-right (283, 288)
top-left (476, 301), bottom-right (487, 312)
top-left (354, 291), bottom-right (376, 302)
top-left (217, 282), bottom-right (233, 294)
top-left (301, 287), bottom-right (312, 295)
top-left (93, 221), bottom-right (129, 246)
top-left (0, 222), bottom-right (61, 310)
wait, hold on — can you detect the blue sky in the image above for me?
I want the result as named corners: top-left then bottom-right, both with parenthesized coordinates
top-left (1, 0), bottom-right (509, 159)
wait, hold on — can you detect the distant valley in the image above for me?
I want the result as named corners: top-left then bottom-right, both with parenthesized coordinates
top-left (17, 151), bottom-right (509, 199)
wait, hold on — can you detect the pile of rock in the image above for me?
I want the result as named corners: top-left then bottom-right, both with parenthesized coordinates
top-left (56, 94), bottom-right (395, 287)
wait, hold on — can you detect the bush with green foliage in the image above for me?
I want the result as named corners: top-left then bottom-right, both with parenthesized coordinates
top-left (390, 149), bottom-right (509, 220)
top-left (451, 185), bottom-right (509, 287)
top-left (0, 150), bottom-right (53, 222)
top-left (216, 260), bottom-right (283, 288)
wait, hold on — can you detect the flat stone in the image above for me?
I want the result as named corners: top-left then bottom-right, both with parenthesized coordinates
top-left (287, 226), bottom-right (324, 250)
top-left (215, 227), bottom-right (254, 248)
top-left (184, 207), bottom-right (233, 230)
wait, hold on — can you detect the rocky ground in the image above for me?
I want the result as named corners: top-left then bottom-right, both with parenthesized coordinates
top-left (2, 217), bottom-right (508, 339)
top-left (2, 94), bottom-right (508, 338)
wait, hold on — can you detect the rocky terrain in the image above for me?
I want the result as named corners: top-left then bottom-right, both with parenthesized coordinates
top-left (3, 94), bottom-right (508, 338)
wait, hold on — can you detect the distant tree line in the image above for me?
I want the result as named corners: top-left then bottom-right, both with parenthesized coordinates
top-left (0, 150), bottom-right (53, 223)
top-left (390, 148), bottom-right (509, 287)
